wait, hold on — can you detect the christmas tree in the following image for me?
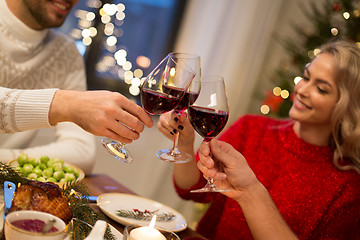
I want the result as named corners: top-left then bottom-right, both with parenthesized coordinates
top-left (261, 0), bottom-right (360, 118)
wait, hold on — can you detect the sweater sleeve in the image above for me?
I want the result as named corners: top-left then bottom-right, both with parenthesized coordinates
top-left (0, 87), bottom-right (57, 133)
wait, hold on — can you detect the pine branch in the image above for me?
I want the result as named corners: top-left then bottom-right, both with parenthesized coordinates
top-left (116, 209), bottom-right (176, 222)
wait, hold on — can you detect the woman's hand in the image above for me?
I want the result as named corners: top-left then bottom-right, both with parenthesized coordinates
top-left (197, 139), bottom-right (259, 201)
top-left (157, 111), bottom-right (195, 152)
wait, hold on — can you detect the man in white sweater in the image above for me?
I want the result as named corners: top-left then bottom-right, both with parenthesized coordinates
top-left (0, 0), bottom-right (153, 175)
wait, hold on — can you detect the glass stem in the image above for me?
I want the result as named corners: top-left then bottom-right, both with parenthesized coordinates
top-left (170, 111), bottom-right (181, 155)
top-left (170, 132), bottom-right (180, 155)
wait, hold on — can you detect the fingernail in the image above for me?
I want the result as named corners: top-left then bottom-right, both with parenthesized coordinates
top-left (173, 129), bottom-right (177, 133)
top-left (177, 125), bottom-right (184, 130)
top-left (170, 131), bottom-right (174, 135)
top-left (174, 117), bottom-right (179, 122)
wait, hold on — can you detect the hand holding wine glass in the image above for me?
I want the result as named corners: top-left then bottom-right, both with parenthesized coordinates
top-left (156, 53), bottom-right (201, 163)
top-left (102, 53), bottom-right (195, 163)
top-left (188, 75), bottom-right (229, 192)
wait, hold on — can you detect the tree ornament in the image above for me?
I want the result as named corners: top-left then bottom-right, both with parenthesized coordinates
top-left (333, 3), bottom-right (340, 11)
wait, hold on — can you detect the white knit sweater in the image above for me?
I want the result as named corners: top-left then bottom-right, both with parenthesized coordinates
top-left (0, 0), bottom-right (95, 174)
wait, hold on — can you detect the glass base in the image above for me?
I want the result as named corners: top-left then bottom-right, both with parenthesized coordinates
top-left (156, 148), bottom-right (192, 163)
top-left (101, 137), bottom-right (133, 163)
top-left (190, 181), bottom-right (230, 193)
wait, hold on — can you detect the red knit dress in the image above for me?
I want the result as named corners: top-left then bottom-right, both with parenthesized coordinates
top-left (174, 115), bottom-right (360, 240)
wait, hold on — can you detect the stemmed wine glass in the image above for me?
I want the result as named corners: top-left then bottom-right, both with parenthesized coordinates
top-left (141, 52), bottom-right (196, 115)
top-left (102, 53), bottom-right (195, 163)
top-left (156, 53), bottom-right (201, 163)
top-left (188, 75), bottom-right (229, 193)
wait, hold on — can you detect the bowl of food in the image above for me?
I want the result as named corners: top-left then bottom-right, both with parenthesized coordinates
top-left (5, 210), bottom-right (67, 240)
top-left (10, 153), bottom-right (84, 187)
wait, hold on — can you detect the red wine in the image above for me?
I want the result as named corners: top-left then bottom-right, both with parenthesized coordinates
top-left (141, 88), bottom-right (181, 115)
top-left (175, 91), bottom-right (199, 112)
top-left (188, 106), bottom-right (228, 141)
top-left (162, 85), bottom-right (199, 112)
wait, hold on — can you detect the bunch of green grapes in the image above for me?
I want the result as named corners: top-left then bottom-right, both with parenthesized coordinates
top-left (15, 153), bottom-right (80, 183)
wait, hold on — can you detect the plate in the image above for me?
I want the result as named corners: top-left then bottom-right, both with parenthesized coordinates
top-left (64, 224), bottom-right (123, 240)
top-left (97, 193), bottom-right (187, 232)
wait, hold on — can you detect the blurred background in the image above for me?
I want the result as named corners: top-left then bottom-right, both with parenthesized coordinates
top-left (31, 0), bottom-right (360, 228)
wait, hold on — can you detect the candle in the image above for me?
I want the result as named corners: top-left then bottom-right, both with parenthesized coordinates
top-left (129, 226), bottom-right (166, 240)
top-left (129, 215), bottom-right (166, 240)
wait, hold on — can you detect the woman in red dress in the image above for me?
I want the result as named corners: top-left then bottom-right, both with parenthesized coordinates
top-left (158, 40), bottom-right (360, 240)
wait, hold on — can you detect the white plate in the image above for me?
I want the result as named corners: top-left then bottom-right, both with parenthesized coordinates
top-left (64, 224), bottom-right (122, 240)
top-left (97, 193), bottom-right (187, 232)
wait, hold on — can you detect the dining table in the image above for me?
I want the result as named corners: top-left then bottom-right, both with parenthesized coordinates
top-left (83, 174), bottom-right (206, 240)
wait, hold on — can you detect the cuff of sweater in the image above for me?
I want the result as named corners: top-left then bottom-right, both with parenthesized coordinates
top-left (15, 88), bottom-right (58, 131)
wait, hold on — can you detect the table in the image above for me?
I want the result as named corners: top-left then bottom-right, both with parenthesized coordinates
top-left (83, 174), bottom-right (206, 239)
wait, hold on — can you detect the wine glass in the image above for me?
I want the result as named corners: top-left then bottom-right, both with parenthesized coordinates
top-left (141, 53), bottom-right (196, 115)
top-left (102, 53), bottom-right (195, 163)
top-left (156, 53), bottom-right (201, 163)
top-left (188, 75), bottom-right (229, 193)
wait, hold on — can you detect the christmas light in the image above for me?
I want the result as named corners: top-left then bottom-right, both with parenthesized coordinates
top-left (106, 36), bottom-right (117, 46)
top-left (131, 78), bottom-right (141, 87)
top-left (136, 56), bottom-right (151, 69)
top-left (280, 90), bottom-right (289, 99)
top-left (123, 61), bottom-right (132, 71)
top-left (134, 69), bottom-right (144, 78)
top-left (313, 48), bottom-right (321, 56)
top-left (86, 12), bottom-right (96, 21)
top-left (273, 87), bottom-right (281, 96)
top-left (82, 29), bottom-right (91, 38)
top-left (117, 3), bottom-right (125, 12)
top-left (343, 12), bottom-right (350, 19)
top-left (116, 12), bottom-right (126, 21)
top-left (89, 27), bottom-right (97, 37)
top-left (331, 28), bottom-right (339, 36)
top-left (260, 105), bottom-right (270, 115)
top-left (82, 37), bottom-right (92, 46)
top-left (294, 76), bottom-right (302, 85)
top-left (129, 85), bottom-right (140, 96)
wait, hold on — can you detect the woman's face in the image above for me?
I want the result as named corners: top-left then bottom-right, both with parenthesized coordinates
top-left (289, 53), bottom-right (339, 127)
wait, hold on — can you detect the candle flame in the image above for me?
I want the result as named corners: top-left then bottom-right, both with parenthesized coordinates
top-left (149, 215), bottom-right (156, 229)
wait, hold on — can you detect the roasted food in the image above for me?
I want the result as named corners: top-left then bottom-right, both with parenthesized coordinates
top-left (10, 181), bottom-right (73, 224)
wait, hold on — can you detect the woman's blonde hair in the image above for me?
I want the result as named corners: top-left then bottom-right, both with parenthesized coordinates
top-left (320, 40), bottom-right (360, 174)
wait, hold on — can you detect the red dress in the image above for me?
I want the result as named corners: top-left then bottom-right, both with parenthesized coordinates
top-left (175, 115), bottom-right (360, 240)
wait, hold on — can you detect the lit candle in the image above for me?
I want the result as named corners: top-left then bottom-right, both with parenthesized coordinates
top-left (129, 216), bottom-right (166, 240)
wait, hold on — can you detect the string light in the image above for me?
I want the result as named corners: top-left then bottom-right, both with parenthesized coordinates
top-left (69, 0), bottom-right (152, 96)
top-left (294, 76), bottom-right (302, 85)
top-left (260, 105), bottom-right (270, 115)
